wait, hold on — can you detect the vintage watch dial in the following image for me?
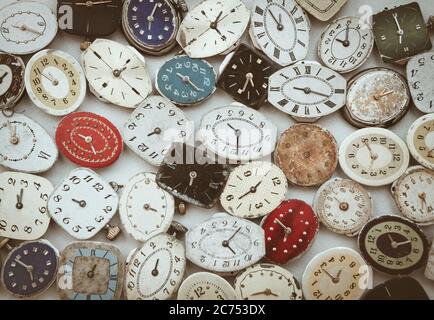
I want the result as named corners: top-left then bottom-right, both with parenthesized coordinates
top-left (407, 113), bottom-right (434, 170)
top-left (314, 178), bottom-right (373, 236)
top-left (0, 112), bottom-right (58, 173)
top-left (234, 263), bottom-right (302, 300)
top-left (177, 272), bottom-right (237, 300)
top-left (57, 242), bottom-right (124, 300)
top-left (56, 112), bottom-right (123, 168)
top-left (302, 247), bottom-right (368, 300)
top-left (220, 161), bottom-right (287, 219)
top-left (0, 53), bottom-right (25, 110)
top-left (198, 104), bottom-right (277, 161)
top-left (119, 172), bottom-right (175, 242)
top-left (125, 233), bottom-right (186, 300)
top-left (1, 240), bottom-right (59, 298)
top-left (425, 241), bottom-right (434, 281)
top-left (295, 0), bottom-right (348, 22)
top-left (0, 172), bottom-right (52, 241)
top-left (275, 124), bottom-right (338, 187)
top-left (318, 16), bottom-right (374, 73)
top-left (358, 215), bottom-right (429, 275)
top-left (339, 128), bottom-right (410, 187)
top-left (268, 61), bottom-right (346, 120)
top-left (47, 168), bottom-right (119, 240)
top-left (344, 68), bottom-right (410, 128)
top-left (186, 212), bottom-right (265, 273)
top-left (25, 49), bottom-right (86, 116)
top-left (363, 277), bottom-right (429, 300)
top-left (176, 0), bottom-right (250, 58)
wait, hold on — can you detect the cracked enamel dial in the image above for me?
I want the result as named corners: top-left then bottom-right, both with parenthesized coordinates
top-left (177, 272), bottom-right (237, 300)
top-left (295, 0), bottom-right (347, 22)
top-left (407, 114), bottom-right (434, 170)
top-left (339, 128), bottom-right (409, 187)
top-left (0, 53), bottom-right (25, 110)
top-left (314, 178), bottom-right (373, 236)
top-left (302, 247), bottom-right (368, 300)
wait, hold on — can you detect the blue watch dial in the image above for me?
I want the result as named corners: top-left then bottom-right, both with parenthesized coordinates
top-left (156, 55), bottom-right (217, 105)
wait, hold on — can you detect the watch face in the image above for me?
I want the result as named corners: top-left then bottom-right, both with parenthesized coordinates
top-left (47, 168), bottom-right (119, 240)
top-left (339, 128), bottom-right (410, 187)
top-left (234, 263), bottom-right (302, 300)
top-left (295, 0), bottom-right (348, 21)
top-left (119, 172), bottom-right (175, 242)
top-left (1, 240), bottom-right (59, 298)
top-left (358, 215), bottom-right (429, 275)
top-left (261, 199), bottom-right (318, 264)
top-left (25, 49), bottom-right (86, 116)
top-left (0, 172), bottom-right (52, 241)
top-left (55, 112), bottom-right (123, 168)
top-left (177, 272), bottom-right (237, 300)
top-left (372, 2), bottom-right (432, 64)
top-left (363, 277), bottom-right (429, 300)
top-left (268, 61), bottom-right (347, 120)
top-left (186, 212), bottom-right (265, 273)
top-left (0, 1), bottom-right (58, 55)
top-left (198, 104), bottom-right (277, 162)
top-left (302, 247), bottom-right (368, 300)
top-left (218, 44), bottom-right (278, 109)
top-left (125, 233), bottom-right (186, 300)
top-left (177, 0), bottom-right (250, 58)
top-left (57, 242), bottom-right (124, 300)
top-left (407, 113), bottom-right (434, 170)
top-left (0, 112), bottom-right (58, 173)
top-left (81, 39), bottom-right (152, 108)
top-left (156, 143), bottom-right (229, 208)
top-left (318, 16), bottom-right (374, 73)
top-left (275, 124), bottom-right (338, 187)
top-left (220, 161), bottom-right (287, 219)
top-left (0, 53), bottom-right (25, 110)
top-left (250, 0), bottom-right (310, 66)
top-left (156, 55), bottom-right (217, 106)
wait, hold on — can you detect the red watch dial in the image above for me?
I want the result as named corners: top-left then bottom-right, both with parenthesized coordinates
top-left (261, 199), bottom-right (318, 264)
top-left (55, 112), bottom-right (123, 168)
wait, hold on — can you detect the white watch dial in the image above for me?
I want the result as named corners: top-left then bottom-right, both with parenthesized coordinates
top-left (177, 272), bottom-right (237, 300)
top-left (407, 113), bottom-right (434, 170)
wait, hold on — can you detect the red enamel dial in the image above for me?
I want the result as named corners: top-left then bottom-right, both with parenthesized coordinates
top-left (261, 199), bottom-right (319, 264)
top-left (55, 112), bottom-right (123, 168)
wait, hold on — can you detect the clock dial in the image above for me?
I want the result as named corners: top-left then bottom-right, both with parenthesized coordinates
top-left (0, 172), bottom-right (52, 241)
top-left (425, 241), bottom-right (434, 281)
top-left (186, 212), bottom-right (265, 273)
top-left (275, 124), bottom-right (338, 187)
top-left (0, 112), bottom-right (58, 173)
top-left (220, 161), bottom-right (287, 219)
top-left (81, 39), bottom-right (152, 108)
top-left (125, 233), bottom-right (186, 300)
top-left (318, 16), bottom-right (374, 73)
top-left (295, 0), bottom-right (348, 22)
top-left (363, 277), bottom-right (429, 300)
top-left (0, 1), bottom-right (58, 55)
top-left (234, 263), bottom-right (302, 300)
top-left (358, 215), bottom-right (429, 275)
top-left (198, 104), bottom-right (277, 161)
top-left (250, 0), bottom-right (310, 66)
top-left (55, 112), bottom-right (123, 168)
top-left (177, 272), bottom-right (237, 300)
top-left (268, 61), bottom-right (346, 120)
top-left (0, 53), bottom-right (25, 110)
top-left (314, 178), bottom-right (373, 236)
top-left (407, 113), bottom-right (434, 170)
top-left (302, 247), bottom-right (368, 300)
top-left (25, 49), bottom-right (86, 116)
top-left (57, 242), bottom-right (124, 300)
top-left (119, 172), bottom-right (175, 242)
top-left (339, 128), bottom-right (410, 187)
top-left (47, 168), bottom-right (119, 240)
top-left (1, 240), bottom-right (59, 298)
top-left (176, 0), bottom-right (250, 58)
top-left (218, 43), bottom-right (278, 109)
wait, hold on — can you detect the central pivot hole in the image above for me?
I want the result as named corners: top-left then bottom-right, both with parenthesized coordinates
top-left (339, 202), bottom-right (349, 211)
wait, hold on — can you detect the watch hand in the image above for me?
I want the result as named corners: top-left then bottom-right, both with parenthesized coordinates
top-left (15, 258), bottom-right (34, 281)
top-left (75, 1), bottom-right (112, 6)
top-left (227, 227), bottom-right (241, 242)
top-left (240, 73), bottom-right (253, 93)
top-left (7, 121), bottom-right (19, 145)
top-left (188, 171), bottom-right (197, 187)
top-left (374, 89), bottom-right (394, 100)
top-left (274, 218), bottom-right (292, 242)
top-left (90, 143), bottom-right (97, 155)
top-left (147, 2), bottom-right (162, 30)
top-left (345, 24), bottom-right (350, 42)
top-left (16, 188), bottom-right (23, 209)
top-left (0, 71), bottom-right (8, 83)
top-left (176, 73), bottom-right (204, 92)
top-left (143, 203), bottom-right (157, 212)
top-left (40, 72), bottom-right (58, 86)
top-left (12, 24), bottom-right (43, 35)
top-left (87, 264), bottom-right (97, 278)
top-left (89, 48), bottom-right (115, 72)
top-left (250, 289), bottom-right (279, 297)
top-left (292, 87), bottom-right (329, 98)
top-left (392, 12), bottom-right (404, 43)
top-left (363, 141), bottom-right (378, 161)
top-left (147, 127), bottom-right (162, 136)
top-left (395, 239), bottom-right (411, 247)
top-left (238, 181), bottom-right (261, 200)
top-left (269, 10), bottom-right (283, 31)
top-left (77, 133), bottom-right (89, 140)
top-left (72, 198), bottom-right (87, 208)
top-left (419, 192), bottom-right (427, 210)
top-left (321, 266), bottom-right (339, 283)
top-left (151, 258), bottom-right (160, 276)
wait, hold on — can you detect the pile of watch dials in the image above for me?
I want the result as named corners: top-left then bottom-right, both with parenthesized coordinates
top-left (0, 0), bottom-right (434, 301)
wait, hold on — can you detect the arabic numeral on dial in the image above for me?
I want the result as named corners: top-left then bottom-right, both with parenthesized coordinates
top-left (191, 241), bottom-right (197, 248)
top-left (35, 219), bottom-right (43, 226)
top-left (200, 255), bottom-right (206, 263)
top-left (226, 194), bottom-right (234, 201)
top-left (95, 216), bottom-right (104, 223)
top-left (11, 224), bottom-right (18, 232)
top-left (69, 176), bottom-right (81, 184)
top-left (170, 279), bottom-right (176, 286)
top-left (174, 255), bottom-right (181, 263)
top-left (53, 195), bottom-right (62, 202)
top-left (138, 143), bottom-right (149, 152)
top-left (24, 226), bottom-right (32, 233)
top-left (33, 78), bottom-right (41, 86)
top-left (0, 220), bottom-right (6, 231)
top-left (194, 286), bottom-right (205, 298)
top-left (173, 268), bottom-right (180, 276)
top-left (72, 225), bottom-right (82, 232)
top-left (128, 122), bottom-right (137, 130)
top-left (63, 217), bottom-right (70, 224)
top-left (86, 226), bottom-right (95, 232)
top-left (255, 202), bottom-right (263, 209)
top-left (253, 239), bottom-right (260, 246)
top-left (272, 177), bottom-right (281, 186)
top-left (53, 207), bottom-right (62, 214)
top-left (103, 206), bottom-right (112, 214)
top-left (62, 184), bottom-right (70, 192)
top-left (93, 183), bottom-right (104, 191)
top-left (39, 206), bottom-right (46, 214)
top-left (8, 178), bottom-right (16, 186)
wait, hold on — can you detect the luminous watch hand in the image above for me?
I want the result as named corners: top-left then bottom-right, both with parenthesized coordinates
top-left (147, 2), bottom-right (162, 30)
top-left (7, 121), bottom-right (18, 145)
top-left (176, 73), bottom-right (204, 92)
top-left (240, 73), bottom-right (253, 93)
top-left (392, 12), bottom-right (404, 44)
top-left (188, 171), bottom-right (197, 186)
top-left (15, 258), bottom-right (34, 281)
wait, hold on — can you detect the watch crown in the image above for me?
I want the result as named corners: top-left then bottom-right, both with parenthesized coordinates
top-left (105, 224), bottom-right (121, 241)
top-left (175, 198), bottom-right (187, 215)
top-left (176, 0), bottom-right (188, 13)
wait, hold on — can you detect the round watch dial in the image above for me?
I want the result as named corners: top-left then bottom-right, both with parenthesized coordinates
top-left (296, 0), bottom-right (347, 22)
top-left (0, 53), bottom-right (25, 110)
top-left (344, 68), bottom-right (410, 128)
top-left (275, 124), bottom-right (338, 187)
top-left (339, 128), bottom-right (410, 187)
top-left (220, 161), bottom-right (287, 219)
top-left (234, 263), bottom-right (302, 300)
top-left (177, 272), bottom-right (237, 300)
top-left (302, 247), bottom-right (368, 300)
top-left (1, 240), bottom-right (59, 298)
top-left (25, 49), bottom-right (86, 116)
top-left (318, 16), bottom-right (374, 73)
top-left (358, 215), bottom-right (429, 275)
top-left (314, 178), bottom-right (373, 236)
top-left (55, 112), bottom-right (123, 168)
top-left (406, 113), bottom-right (434, 170)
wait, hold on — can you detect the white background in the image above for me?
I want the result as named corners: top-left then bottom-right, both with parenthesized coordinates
top-left (1, 0), bottom-right (434, 300)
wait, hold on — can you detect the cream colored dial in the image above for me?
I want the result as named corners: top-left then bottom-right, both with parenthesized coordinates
top-left (407, 113), bottom-right (434, 170)
top-left (177, 272), bottom-right (237, 300)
